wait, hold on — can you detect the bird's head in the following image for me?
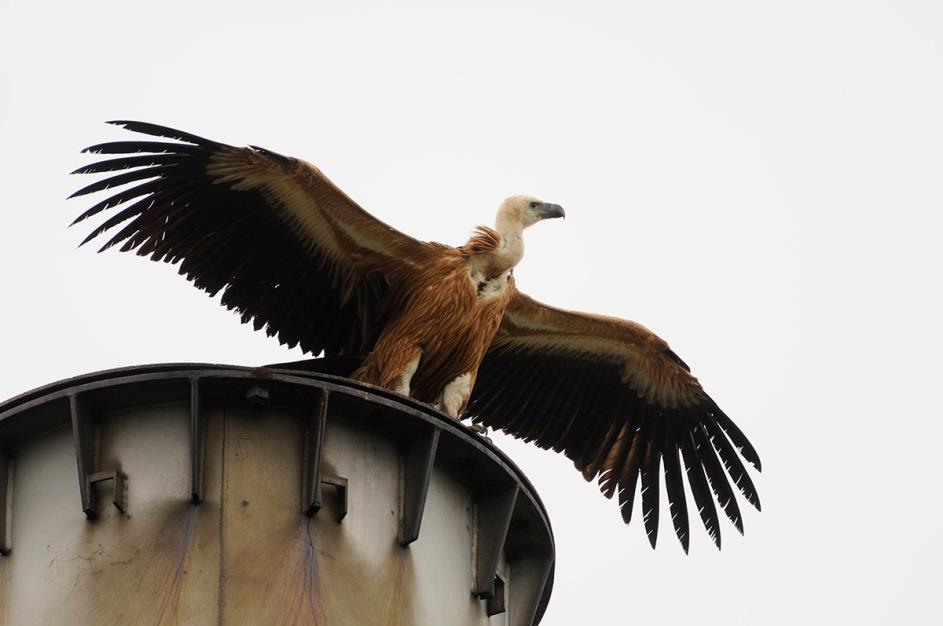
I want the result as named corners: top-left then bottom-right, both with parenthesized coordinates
top-left (496, 195), bottom-right (566, 230)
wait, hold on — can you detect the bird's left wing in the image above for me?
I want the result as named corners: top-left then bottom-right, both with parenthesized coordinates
top-left (467, 289), bottom-right (761, 552)
top-left (70, 121), bottom-right (435, 356)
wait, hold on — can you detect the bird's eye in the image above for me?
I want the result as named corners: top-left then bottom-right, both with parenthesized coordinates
top-left (529, 201), bottom-right (539, 209)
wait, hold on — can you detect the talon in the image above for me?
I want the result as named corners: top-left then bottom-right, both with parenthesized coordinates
top-left (470, 423), bottom-right (491, 441)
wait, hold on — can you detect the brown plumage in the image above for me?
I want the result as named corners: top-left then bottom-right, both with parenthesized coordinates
top-left (70, 121), bottom-right (761, 552)
top-left (350, 237), bottom-right (510, 411)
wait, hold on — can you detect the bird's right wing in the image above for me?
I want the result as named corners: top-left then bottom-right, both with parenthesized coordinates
top-left (71, 121), bottom-right (435, 356)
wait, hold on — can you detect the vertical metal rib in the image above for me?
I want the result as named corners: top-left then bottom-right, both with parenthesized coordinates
top-left (69, 394), bottom-right (97, 519)
top-left (189, 377), bottom-right (204, 503)
top-left (473, 484), bottom-right (519, 597)
top-left (303, 388), bottom-right (329, 516)
top-left (399, 425), bottom-right (440, 546)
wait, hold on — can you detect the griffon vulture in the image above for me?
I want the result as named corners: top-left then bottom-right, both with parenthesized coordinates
top-left (70, 121), bottom-right (761, 552)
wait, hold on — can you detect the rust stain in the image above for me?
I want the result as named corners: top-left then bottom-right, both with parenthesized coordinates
top-left (52, 503), bottom-right (203, 625)
top-left (153, 505), bottom-right (200, 625)
top-left (303, 516), bottom-right (325, 623)
top-left (381, 546), bottom-right (416, 626)
top-left (220, 506), bottom-right (419, 625)
top-left (312, 519), bottom-right (419, 625)
top-left (221, 517), bottom-right (326, 625)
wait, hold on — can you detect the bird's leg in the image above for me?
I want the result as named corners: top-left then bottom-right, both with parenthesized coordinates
top-left (437, 373), bottom-right (490, 439)
top-left (437, 372), bottom-right (474, 419)
top-left (392, 349), bottom-right (422, 397)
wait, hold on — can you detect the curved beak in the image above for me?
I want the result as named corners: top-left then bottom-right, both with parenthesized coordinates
top-left (537, 202), bottom-right (566, 220)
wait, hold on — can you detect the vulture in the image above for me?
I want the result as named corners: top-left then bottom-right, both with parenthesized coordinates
top-left (70, 121), bottom-right (761, 552)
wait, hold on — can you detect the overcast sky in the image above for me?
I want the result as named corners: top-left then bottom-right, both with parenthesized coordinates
top-left (2, 1), bottom-right (941, 624)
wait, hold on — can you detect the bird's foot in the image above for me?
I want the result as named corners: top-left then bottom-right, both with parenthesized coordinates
top-left (470, 423), bottom-right (492, 442)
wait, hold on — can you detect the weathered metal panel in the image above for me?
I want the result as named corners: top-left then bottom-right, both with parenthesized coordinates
top-left (5, 406), bottom-right (223, 625)
top-left (0, 364), bottom-right (555, 625)
top-left (408, 462), bottom-right (499, 626)
top-left (218, 404), bottom-right (323, 624)
top-left (310, 412), bottom-right (420, 625)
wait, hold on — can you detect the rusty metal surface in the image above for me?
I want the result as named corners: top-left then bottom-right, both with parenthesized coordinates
top-left (0, 363), bottom-right (555, 625)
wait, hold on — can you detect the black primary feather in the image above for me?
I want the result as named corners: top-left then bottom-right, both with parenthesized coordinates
top-left (640, 429), bottom-right (663, 549)
top-left (695, 424), bottom-right (743, 534)
top-left (663, 439), bottom-right (690, 553)
top-left (680, 432), bottom-right (721, 549)
top-left (107, 120), bottom-right (221, 147)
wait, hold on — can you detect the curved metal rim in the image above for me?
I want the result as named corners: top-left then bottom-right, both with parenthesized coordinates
top-left (0, 362), bottom-right (556, 622)
top-left (0, 362), bottom-right (553, 530)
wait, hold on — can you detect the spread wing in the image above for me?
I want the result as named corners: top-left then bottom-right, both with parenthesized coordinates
top-left (71, 121), bottom-right (435, 356)
top-left (467, 289), bottom-right (761, 552)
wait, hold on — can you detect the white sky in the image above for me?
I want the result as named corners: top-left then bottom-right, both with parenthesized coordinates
top-left (2, 1), bottom-right (941, 624)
